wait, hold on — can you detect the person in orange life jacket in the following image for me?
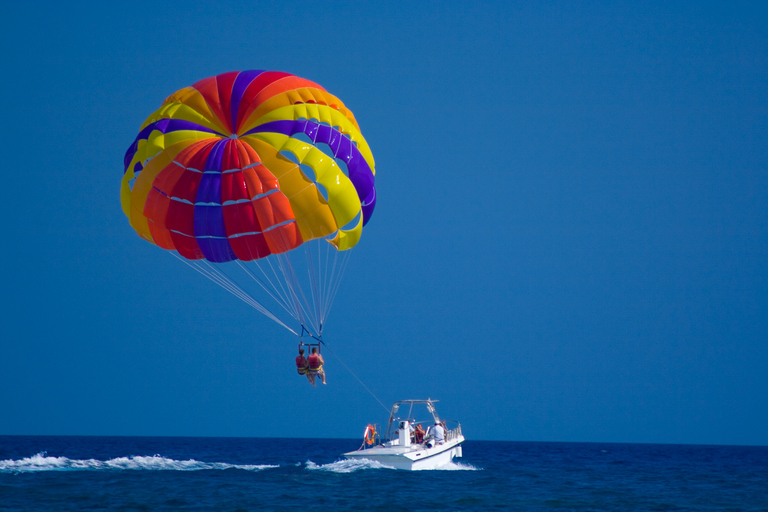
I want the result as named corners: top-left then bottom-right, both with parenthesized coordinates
top-left (307, 347), bottom-right (326, 386)
top-left (414, 423), bottom-right (425, 444)
top-left (295, 348), bottom-right (312, 384)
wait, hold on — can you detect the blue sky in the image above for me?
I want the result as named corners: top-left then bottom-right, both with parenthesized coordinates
top-left (1, 1), bottom-right (766, 445)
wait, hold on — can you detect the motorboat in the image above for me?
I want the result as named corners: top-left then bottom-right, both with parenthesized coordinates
top-left (343, 399), bottom-right (465, 470)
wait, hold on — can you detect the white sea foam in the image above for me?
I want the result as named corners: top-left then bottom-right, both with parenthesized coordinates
top-left (0, 452), bottom-right (276, 474)
top-left (304, 457), bottom-right (479, 472)
top-left (431, 460), bottom-right (480, 471)
top-left (306, 458), bottom-right (395, 473)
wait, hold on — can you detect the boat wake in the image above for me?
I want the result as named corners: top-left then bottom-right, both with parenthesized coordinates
top-left (435, 461), bottom-right (480, 471)
top-left (0, 452), bottom-right (277, 474)
top-left (306, 458), bottom-right (396, 473)
top-left (306, 457), bottom-right (479, 473)
top-left (2, 453), bottom-right (479, 475)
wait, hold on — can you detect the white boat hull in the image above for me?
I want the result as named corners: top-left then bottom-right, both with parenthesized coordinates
top-left (344, 435), bottom-right (465, 470)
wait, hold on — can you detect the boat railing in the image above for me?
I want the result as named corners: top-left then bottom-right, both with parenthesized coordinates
top-left (445, 422), bottom-right (462, 443)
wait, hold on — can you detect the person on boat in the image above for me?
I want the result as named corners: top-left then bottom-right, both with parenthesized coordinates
top-left (414, 423), bottom-right (425, 444)
top-left (295, 348), bottom-right (312, 384)
top-left (308, 347), bottom-right (326, 385)
top-left (428, 421), bottom-right (445, 446)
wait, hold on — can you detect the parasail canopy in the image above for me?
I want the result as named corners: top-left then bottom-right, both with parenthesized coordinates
top-left (121, 71), bottom-right (376, 338)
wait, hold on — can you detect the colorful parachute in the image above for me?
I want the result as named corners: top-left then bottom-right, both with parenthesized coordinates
top-left (122, 71), bottom-right (376, 337)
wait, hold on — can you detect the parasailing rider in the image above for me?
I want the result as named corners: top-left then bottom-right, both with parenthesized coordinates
top-left (308, 347), bottom-right (326, 386)
top-left (295, 348), bottom-right (312, 384)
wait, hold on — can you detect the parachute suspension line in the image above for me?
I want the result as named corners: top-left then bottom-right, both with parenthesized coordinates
top-left (318, 242), bottom-right (333, 330)
top-left (259, 255), bottom-right (302, 321)
top-left (170, 253), bottom-right (298, 336)
top-left (303, 242), bottom-right (323, 335)
top-left (177, 257), bottom-right (257, 309)
top-left (192, 259), bottom-right (297, 335)
top-left (274, 252), bottom-right (307, 332)
top-left (321, 247), bottom-right (352, 329)
top-left (236, 259), bottom-right (297, 321)
top-left (275, 252), bottom-right (321, 337)
top-left (320, 339), bottom-right (390, 415)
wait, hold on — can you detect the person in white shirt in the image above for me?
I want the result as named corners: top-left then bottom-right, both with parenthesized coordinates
top-left (427, 422), bottom-right (445, 447)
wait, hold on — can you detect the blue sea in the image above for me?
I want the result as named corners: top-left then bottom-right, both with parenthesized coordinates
top-left (1, 436), bottom-right (766, 511)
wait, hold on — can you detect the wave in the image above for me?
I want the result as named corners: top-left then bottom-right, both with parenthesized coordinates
top-left (306, 458), bottom-right (396, 473)
top-left (435, 461), bottom-right (480, 471)
top-left (2, 453), bottom-right (478, 475)
top-left (305, 458), bottom-right (480, 473)
top-left (0, 453), bottom-right (277, 474)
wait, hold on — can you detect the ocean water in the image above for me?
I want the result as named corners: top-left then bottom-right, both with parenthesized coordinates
top-left (1, 436), bottom-right (766, 511)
